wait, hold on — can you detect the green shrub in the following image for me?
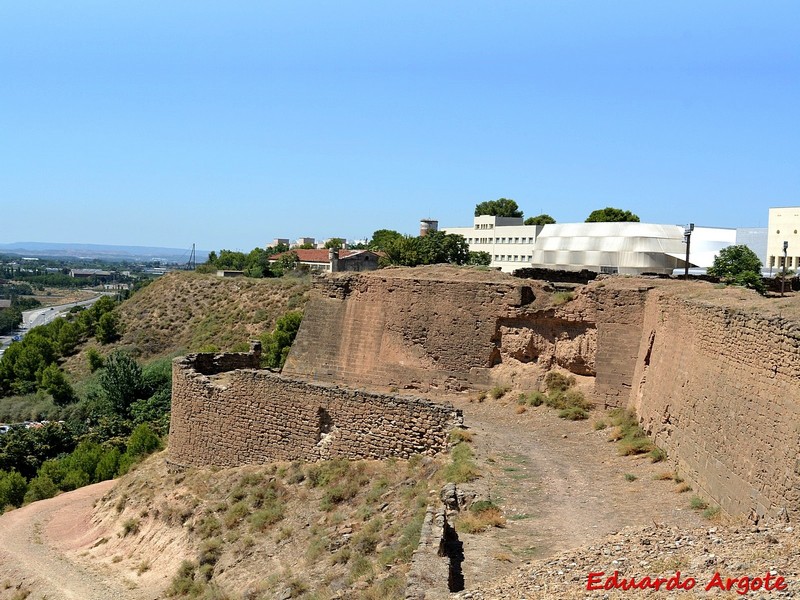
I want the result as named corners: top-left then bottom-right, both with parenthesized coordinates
top-left (470, 500), bottom-right (500, 514)
top-left (544, 371), bottom-right (575, 392)
top-left (552, 291), bottom-right (574, 305)
top-left (0, 470), bottom-right (27, 508)
top-left (24, 475), bottom-right (58, 503)
top-left (126, 423), bottom-right (162, 458)
top-left (321, 481), bottom-right (359, 510)
top-left (649, 448), bottom-right (667, 463)
top-left (690, 496), bottom-right (709, 510)
top-left (558, 406), bottom-right (589, 420)
top-left (526, 391), bottom-right (546, 407)
top-left (624, 473), bottom-right (637, 482)
top-left (250, 504), bottom-right (284, 530)
top-left (444, 442), bottom-right (480, 483)
top-left (489, 385), bottom-right (510, 400)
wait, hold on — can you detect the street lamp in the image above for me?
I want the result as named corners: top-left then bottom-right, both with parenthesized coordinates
top-left (683, 223), bottom-right (695, 280)
top-left (782, 241), bottom-right (788, 296)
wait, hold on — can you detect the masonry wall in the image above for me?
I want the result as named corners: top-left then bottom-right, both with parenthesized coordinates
top-left (283, 272), bottom-right (542, 391)
top-left (168, 355), bottom-right (463, 468)
top-left (629, 291), bottom-right (800, 521)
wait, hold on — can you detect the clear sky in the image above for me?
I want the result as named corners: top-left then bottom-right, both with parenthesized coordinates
top-left (2, 1), bottom-right (798, 251)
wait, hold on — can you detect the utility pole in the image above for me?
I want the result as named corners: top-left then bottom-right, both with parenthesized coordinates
top-left (683, 223), bottom-right (694, 280)
top-left (781, 240), bottom-right (788, 297)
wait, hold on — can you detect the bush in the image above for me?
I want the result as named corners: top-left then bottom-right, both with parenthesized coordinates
top-left (544, 371), bottom-right (575, 392)
top-left (0, 470), bottom-right (27, 508)
top-left (24, 475), bottom-right (58, 503)
top-left (260, 310), bottom-right (303, 369)
top-left (552, 291), bottom-right (574, 305)
top-left (690, 496), bottom-right (709, 510)
top-left (122, 518), bottom-right (140, 536)
top-left (489, 385), bottom-right (509, 400)
top-left (558, 406), bottom-right (589, 420)
top-left (126, 423), bottom-right (161, 458)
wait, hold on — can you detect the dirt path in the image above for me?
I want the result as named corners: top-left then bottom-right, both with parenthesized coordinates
top-left (0, 480), bottom-right (156, 600)
top-left (450, 397), bottom-right (706, 591)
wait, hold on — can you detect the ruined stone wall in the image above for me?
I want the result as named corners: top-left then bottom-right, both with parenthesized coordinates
top-left (168, 354), bottom-right (463, 468)
top-left (629, 290), bottom-right (800, 521)
top-left (283, 272), bottom-right (541, 390)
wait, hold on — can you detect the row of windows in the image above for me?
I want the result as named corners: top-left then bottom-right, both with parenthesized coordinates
top-left (467, 237), bottom-right (535, 245)
top-left (474, 223), bottom-right (494, 229)
top-left (769, 256), bottom-right (800, 268)
top-left (492, 255), bottom-right (532, 262)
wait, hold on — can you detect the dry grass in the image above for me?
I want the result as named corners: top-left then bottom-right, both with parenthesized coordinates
top-left (113, 272), bottom-right (312, 359)
top-left (456, 507), bottom-right (507, 534)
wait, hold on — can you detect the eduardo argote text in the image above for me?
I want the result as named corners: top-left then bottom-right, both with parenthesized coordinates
top-left (587, 570), bottom-right (788, 595)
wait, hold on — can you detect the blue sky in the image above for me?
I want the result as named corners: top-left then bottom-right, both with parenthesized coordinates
top-left (1, 1), bottom-right (798, 251)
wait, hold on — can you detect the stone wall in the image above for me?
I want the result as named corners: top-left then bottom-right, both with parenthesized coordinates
top-left (170, 266), bottom-right (800, 522)
top-left (168, 354), bottom-right (463, 468)
top-left (283, 272), bottom-right (533, 390)
top-left (629, 290), bottom-right (800, 521)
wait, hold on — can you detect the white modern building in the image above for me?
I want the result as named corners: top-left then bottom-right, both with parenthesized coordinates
top-left (532, 222), bottom-right (735, 275)
top-left (443, 215), bottom-right (541, 272)
top-left (443, 215), bottom-right (736, 275)
top-left (766, 207), bottom-right (800, 271)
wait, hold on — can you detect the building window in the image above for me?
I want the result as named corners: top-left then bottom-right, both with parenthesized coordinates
top-left (770, 256), bottom-right (775, 267)
top-left (600, 266), bottom-right (618, 274)
top-left (494, 255), bottom-right (499, 260)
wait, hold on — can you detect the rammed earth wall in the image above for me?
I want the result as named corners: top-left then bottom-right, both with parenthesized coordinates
top-left (630, 290), bottom-right (800, 521)
top-left (168, 353), bottom-right (463, 468)
top-left (170, 268), bottom-right (800, 521)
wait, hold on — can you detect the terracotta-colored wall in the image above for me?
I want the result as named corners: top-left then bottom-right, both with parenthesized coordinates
top-left (630, 290), bottom-right (800, 521)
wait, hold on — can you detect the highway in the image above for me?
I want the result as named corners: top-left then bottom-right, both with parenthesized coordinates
top-left (0, 293), bottom-right (108, 357)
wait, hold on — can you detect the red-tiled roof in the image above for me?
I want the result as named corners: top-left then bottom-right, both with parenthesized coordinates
top-left (269, 249), bottom-right (378, 263)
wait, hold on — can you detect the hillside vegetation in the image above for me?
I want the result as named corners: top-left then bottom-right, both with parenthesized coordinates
top-left (89, 452), bottom-right (442, 599)
top-left (117, 272), bottom-right (311, 358)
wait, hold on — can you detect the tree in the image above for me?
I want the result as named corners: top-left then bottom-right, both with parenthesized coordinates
top-left (418, 231), bottom-right (470, 265)
top-left (324, 238), bottom-right (345, 249)
top-left (0, 470), bottom-right (27, 509)
top-left (99, 350), bottom-right (144, 418)
top-left (707, 245), bottom-right (762, 278)
top-left (524, 214), bottom-right (556, 226)
top-left (369, 229), bottom-right (404, 251)
top-left (707, 245), bottom-right (765, 294)
top-left (41, 364), bottom-right (75, 406)
top-left (474, 198), bottom-right (523, 218)
top-left (468, 251), bottom-right (492, 266)
top-left (96, 311), bottom-right (121, 344)
top-left (585, 207), bottom-right (640, 222)
top-left (260, 311), bottom-right (303, 369)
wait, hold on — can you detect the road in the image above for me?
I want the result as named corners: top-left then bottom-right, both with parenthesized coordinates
top-left (0, 480), bottom-right (150, 600)
top-left (0, 293), bottom-right (108, 357)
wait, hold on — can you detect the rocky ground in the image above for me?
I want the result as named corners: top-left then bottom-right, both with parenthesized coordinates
top-left (456, 520), bottom-right (798, 599)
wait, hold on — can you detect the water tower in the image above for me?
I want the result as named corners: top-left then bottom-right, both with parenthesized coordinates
top-left (420, 219), bottom-right (439, 237)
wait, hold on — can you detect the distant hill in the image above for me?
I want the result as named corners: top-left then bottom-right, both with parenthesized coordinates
top-left (0, 241), bottom-right (210, 262)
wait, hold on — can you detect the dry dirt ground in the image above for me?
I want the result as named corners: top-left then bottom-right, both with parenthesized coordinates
top-left (0, 398), bottom-right (719, 600)
top-left (0, 479), bottom-right (164, 600)
top-left (447, 397), bottom-right (708, 591)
